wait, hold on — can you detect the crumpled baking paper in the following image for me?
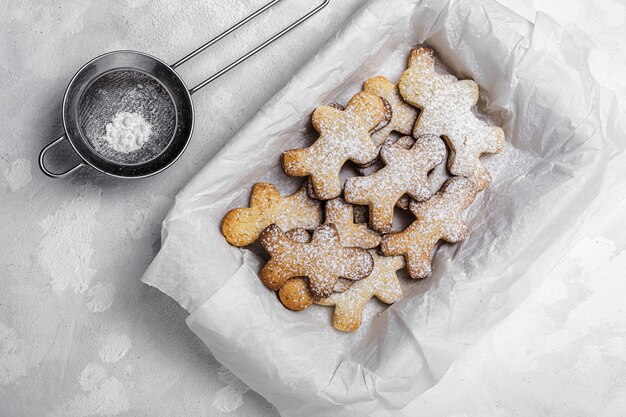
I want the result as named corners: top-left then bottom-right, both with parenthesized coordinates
top-left (142, 0), bottom-right (626, 415)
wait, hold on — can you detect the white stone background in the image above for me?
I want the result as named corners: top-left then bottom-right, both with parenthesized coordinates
top-left (1, 0), bottom-right (625, 416)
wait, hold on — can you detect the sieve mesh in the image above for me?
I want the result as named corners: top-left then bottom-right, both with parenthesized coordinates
top-left (79, 70), bottom-right (177, 165)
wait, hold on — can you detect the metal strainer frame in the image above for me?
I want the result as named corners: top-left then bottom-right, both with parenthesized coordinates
top-left (39, 0), bottom-right (330, 179)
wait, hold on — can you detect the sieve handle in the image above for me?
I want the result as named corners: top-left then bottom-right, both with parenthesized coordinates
top-left (172, 0), bottom-right (331, 95)
top-left (39, 134), bottom-right (86, 178)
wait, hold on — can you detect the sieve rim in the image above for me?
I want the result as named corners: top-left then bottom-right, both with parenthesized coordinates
top-left (61, 50), bottom-right (195, 179)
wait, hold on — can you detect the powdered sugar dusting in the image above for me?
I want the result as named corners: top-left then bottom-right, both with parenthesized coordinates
top-left (0, 158), bottom-right (31, 192)
top-left (99, 333), bottom-right (132, 363)
top-left (317, 251), bottom-right (404, 332)
top-left (282, 91), bottom-right (389, 199)
top-left (364, 76), bottom-right (419, 146)
top-left (381, 177), bottom-right (477, 279)
top-left (399, 46), bottom-right (505, 190)
top-left (224, 46), bottom-right (506, 332)
top-left (260, 224), bottom-right (374, 298)
top-left (0, 322), bottom-right (28, 385)
top-left (87, 283), bottom-right (116, 313)
top-left (221, 182), bottom-right (322, 247)
top-left (325, 198), bottom-right (381, 249)
top-left (212, 366), bottom-right (250, 413)
top-left (38, 186), bottom-right (102, 293)
top-left (345, 134), bottom-right (446, 233)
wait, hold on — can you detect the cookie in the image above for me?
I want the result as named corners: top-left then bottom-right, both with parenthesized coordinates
top-left (282, 91), bottom-right (391, 200)
top-left (278, 229), bottom-right (314, 311)
top-left (380, 177), bottom-right (477, 279)
top-left (344, 135), bottom-right (446, 233)
top-left (278, 200), bottom-right (381, 311)
top-left (395, 136), bottom-right (451, 211)
top-left (221, 182), bottom-right (322, 247)
top-left (260, 224), bottom-right (374, 298)
top-left (317, 251), bottom-right (405, 332)
top-left (398, 46), bottom-right (505, 190)
top-left (364, 76), bottom-right (419, 147)
top-left (325, 198), bottom-right (381, 249)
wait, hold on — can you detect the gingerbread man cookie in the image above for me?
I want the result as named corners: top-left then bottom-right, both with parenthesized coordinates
top-left (317, 251), bottom-right (405, 332)
top-left (364, 76), bottom-right (419, 147)
top-left (282, 91), bottom-right (391, 200)
top-left (399, 46), bottom-right (505, 190)
top-left (344, 134), bottom-right (446, 233)
top-left (278, 201), bottom-right (381, 311)
top-left (221, 182), bottom-right (322, 247)
top-left (380, 177), bottom-right (477, 279)
top-left (260, 224), bottom-right (374, 298)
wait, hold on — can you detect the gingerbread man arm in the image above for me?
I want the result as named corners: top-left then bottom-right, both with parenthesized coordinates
top-left (345, 91), bottom-right (391, 132)
top-left (405, 244), bottom-right (434, 279)
top-left (452, 80), bottom-right (479, 108)
top-left (259, 224), bottom-right (293, 257)
top-left (280, 183), bottom-right (323, 230)
top-left (380, 225), bottom-right (434, 279)
top-left (440, 218), bottom-right (470, 243)
top-left (407, 46), bottom-right (435, 70)
top-left (374, 281), bottom-right (403, 304)
top-left (312, 106), bottom-right (343, 131)
top-left (282, 148), bottom-right (312, 177)
top-left (250, 182), bottom-right (281, 207)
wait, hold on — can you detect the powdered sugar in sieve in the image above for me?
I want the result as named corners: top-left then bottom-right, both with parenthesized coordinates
top-left (79, 70), bottom-right (177, 165)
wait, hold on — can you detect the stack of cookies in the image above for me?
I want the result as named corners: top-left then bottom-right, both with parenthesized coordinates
top-left (221, 46), bottom-right (505, 332)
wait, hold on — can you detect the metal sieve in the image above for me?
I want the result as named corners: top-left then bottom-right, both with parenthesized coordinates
top-left (39, 0), bottom-right (330, 179)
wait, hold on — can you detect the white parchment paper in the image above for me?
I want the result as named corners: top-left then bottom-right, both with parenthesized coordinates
top-left (142, 0), bottom-right (626, 415)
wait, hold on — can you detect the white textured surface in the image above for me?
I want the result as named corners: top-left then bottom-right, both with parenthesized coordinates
top-left (0, 0), bottom-right (624, 416)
